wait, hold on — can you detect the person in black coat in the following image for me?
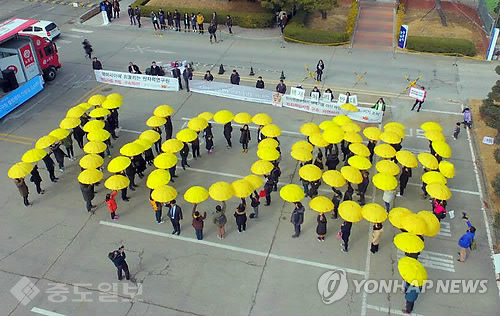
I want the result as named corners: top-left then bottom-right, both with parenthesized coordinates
top-left (264, 178), bottom-right (273, 206)
top-left (128, 5), bottom-right (136, 25)
top-left (183, 65), bottom-right (192, 92)
top-left (180, 143), bottom-right (190, 169)
top-left (172, 65), bottom-right (183, 90)
top-left (331, 187), bottom-right (342, 219)
top-left (132, 154), bottom-right (146, 178)
top-left (399, 167), bottom-right (412, 196)
top-left (80, 183), bottom-right (95, 213)
top-left (234, 203), bottom-right (247, 232)
top-left (270, 164), bottom-right (281, 191)
top-left (340, 221), bottom-right (353, 252)
top-left (30, 165), bottom-right (44, 194)
top-left (204, 70), bottom-right (214, 81)
top-left (128, 62), bottom-right (141, 74)
top-left (152, 126), bottom-right (162, 154)
top-left (82, 39), bottom-right (93, 59)
top-left (316, 213), bottom-right (327, 241)
top-left (343, 183), bottom-right (354, 201)
top-left (239, 124), bottom-right (251, 153)
top-left (73, 126), bottom-right (85, 149)
top-left (341, 140), bottom-right (349, 162)
top-left (230, 70), bottom-right (240, 85)
top-left (164, 116), bottom-right (173, 140)
top-left (325, 151), bottom-right (340, 170)
top-left (50, 143), bottom-right (67, 172)
top-left (144, 146), bottom-right (154, 166)
top-left (256, 76), bottom-right (265, 89)
top-left (367, 140), bottom-right (377, 163)
top-left (208, 22), bottom-right (218, 44)
top-left (134, 6), bottom-right (141, 27)
top-left (168, 200), bottom-right (183, 234)
top-left (42, 154), bottom-right (58, 182)
top-left (276, 80), bottom-right (286, 94)
top-left (150, 61), bottom-right (160, 76)
top-left (223, 122), bottom-right (233, 148)
top-left (191, 133), bottom-right (200, 159)
top-left (291, 202), bottom-right (305, 238)
top-left (92, 57), bottom-right (103, 70)
top-left (357, 171), bottom-right (369, 206)
top-left (109, 246), bottom-right (130, 280)
top-left (125, 163), bottom-right (137, 191)
top-left (173, 9), bottom-right (181, 31)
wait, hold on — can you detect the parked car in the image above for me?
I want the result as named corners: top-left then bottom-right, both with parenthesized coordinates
top-left (21, 20), bottom-right (61, 41)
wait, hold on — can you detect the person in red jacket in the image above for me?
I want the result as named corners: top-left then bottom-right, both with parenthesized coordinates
top-left (192, 204), bottom-right (207, 240)
top-left (106, 191), bottom-right (119, 220)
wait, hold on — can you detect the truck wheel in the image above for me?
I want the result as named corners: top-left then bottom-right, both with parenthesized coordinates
top-left (45, 67), bottom-right (57, 81)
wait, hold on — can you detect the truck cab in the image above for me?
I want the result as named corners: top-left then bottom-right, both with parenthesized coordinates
top-left (19, 34), bottom-right (61, 81)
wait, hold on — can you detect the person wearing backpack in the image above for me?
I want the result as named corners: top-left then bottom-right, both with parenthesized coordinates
top-left (234, 203), bottom-right (247, 233)
top-left (150, 190), bottom-right (164, 224)
top-left (108, 246), bottom-right (130, 280)
top-left (213, 201), bottom-right (227, 239)
top-left (105, 191), bottom-right (119, 220)
top-left (192, 204), bottom-right (207, 240)
top-left (458, 213), bottom-right (476, 262)
top-left (250, 191), bottom-right (260, 218)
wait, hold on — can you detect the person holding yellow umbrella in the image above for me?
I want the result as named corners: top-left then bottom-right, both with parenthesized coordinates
top-left (398, 166), bottom-right (412, 197)
top-left (30, 165), bottom-right (45, 195)
top-left (9, 162), bottom-right (33, 206)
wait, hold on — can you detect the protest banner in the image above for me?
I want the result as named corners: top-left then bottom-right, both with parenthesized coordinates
top-left (94, 70), bottom-right (179, 91)
top-left (409, 86), bottom-right (426, 101)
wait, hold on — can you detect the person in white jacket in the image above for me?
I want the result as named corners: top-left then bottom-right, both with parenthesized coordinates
top-left (383, 189), bottom-right (396, 213)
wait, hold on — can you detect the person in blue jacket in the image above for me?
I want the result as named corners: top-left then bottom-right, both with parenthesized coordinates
top-left (402, 281), bottom-right (421, 314)
top-left (458, 213), bottom-right (476, 262)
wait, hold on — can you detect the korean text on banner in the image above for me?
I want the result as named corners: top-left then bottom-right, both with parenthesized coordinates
top-left (408, 86), bottom-right (425, 101)
top-left (0, 75), bottom-right (44, 119)
top-left (94, 70), bottom-right (179, 91)
top-left (190, 80), bottom-right (274, 105)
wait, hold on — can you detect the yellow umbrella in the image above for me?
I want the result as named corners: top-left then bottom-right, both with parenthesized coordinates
top-left (292, 140), bottom-right (313, 152)
top-left (187, 117), bottom-right (208, 132)
top-left (232, 179), bottom-right (254, 198)
top-left (84, 141), bottom-right (107, 154)
top-left (105, 175), bottom-right (130, 190)
top-left (309, 196), bottom-right (334, 213)
top-left (244, 174), bottom-right (264, 190)
top-left (89, 107), bottom-right (110, 118)
top-left (134, 139), bottom-right (153, 151)
top-left (398, 257), bottom-right (428, 287)
top-left (343, 132), bottom-right (363, 143)
top-left (332, 115), bottom-right (352, 126)
top-left (257, 148), bottom-right (280, 161)
top-left (393, 232), bottom-right (425, 253)
top-left (79, 154), bottom-right (104, 169)
top-left (234, 112), bottom-right (253, 124)
top-left (299, 164), bottom-right (322, 181)
top-left (198, 111), bottom-right (214, 121)
top-left (258, 138), bottom-right (279, 150)
top-left (424, 130), bottom-right (445, 142)
top-left (261, 124), bottom-right (281, 137)
top-left (323, 127), bottom-right (344, 144)
top-left (87, 129), bottom-right (111, 142)
top-left (322, 170), bottom-right (346, 187)
top-left (389, 207), bottom-right (412, 229)
top-left (140, 130), bottom-right (161, 143)
top-left (88, 94), bottom-right (106, 106)
top-left (319, 120), bottom-right (338, 131)
top-left (106, 93), bottom-right (123, 101)
top-left (107, 156), bottom-right (131, 173)
top-left (154, 105), bottom-right (175, 117)
top-left (8, 162), bottom-right (33, 179)
top-left (379, 131), bottom-right (401, 144)
top-left (120, 142), bottom-right (144, 156)
top-left (422, 171), bottom-right (447, 185)
top-left (373, 173), bottom-right (398, 191)
top-left (35, 135), bottom-right (58, 149)
top-left (209, 181), bottom-right (234, 201)
top-left (374, 144), bottom-right (396, 158)
top-left (22, 148), bottom-right (47, 163)
top-left (213, 110), bottom-right (234, 124)
top-left (60, 117), bottom-right (81, 129)
top-left (376, 160), bottom-right (400, 176)
top-left (83, 120), bottom-right (105, 132)
top-left (147, 169), bottom-right (171, 189)
top-left (66, 106), bottom-right (85, 118)
top-left (146, 116), bottom-right (167, 127)
top-left (161, 139), bottom-right (184, 153)
top-left (309, 133), bottom-right (329, 147)
top-left (184, 186), bottom-right (209, 204)
top-left (363, 126), bottom-right (382, 141)
top-left (102, 99), bottom-right (122, 110)
top-left (252, 113), bottom-right (272, 126)
top-left (384, 122), bottom-right (405, 130)
top-left (432, 141), bottom-right (451, 158)
top-left (402, 213), bottom-right (428, 235)
top-left (251, 160), bottom-right (274, 175)
top-left (49, 128), bottom-right (70, 141)
top-left (154, 153), bottom-right (177, 169)
top-left (349, 143), bottom-right (370, 157)
top-left (291, 148), bottom-right (313, 162)
top-left (338, 201), bottom-right (363, 222)
top-left (280, 184), bottom-right (305, 202)
top-left (77, 102), bottom-right (93, 111)
top-left (176, 129), bottom-right (198, 143)
top-left (439, 161), bottom-right (455, 179)
top-left (417, 153), bottom-right (438, 170)
top-left (151, 185), bottom-right (178, 203)
top-left (300, 122), bottom-right (320, 136)
top-left (421, 121), bottom-right (442, 132)
top-left (348, 155), bottom-right (372, 170)
top-left (417, 210), bottom-right (441, 237)
top-left (341, 166), bottom-right (363, 184)
top-left (361, 203), bottom-right (388, 223)
top-left (396, 151), bottom-right (418, 168)
top-left (340, 103), bottom-right (359, 112)
top-left (77, 169), bottom-right (103, 184)
top-left (341, 122), bottom-right (361, 133)
top-left (426, 183), bottom-right (452, 200)
top-left (385, 126), bottom-right (405, 139)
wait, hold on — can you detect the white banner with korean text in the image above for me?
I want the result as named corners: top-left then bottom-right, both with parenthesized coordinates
top-left (94, 70), bottom-right (179, 91)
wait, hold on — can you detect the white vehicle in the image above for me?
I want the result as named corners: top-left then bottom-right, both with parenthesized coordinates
top-left (20, 20), bottom-right (61, 41)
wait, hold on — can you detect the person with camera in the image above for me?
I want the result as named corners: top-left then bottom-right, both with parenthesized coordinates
top-left (458, 213), bottom-right (476, 263)
top-left (108, 246), bottom-right (130, 280)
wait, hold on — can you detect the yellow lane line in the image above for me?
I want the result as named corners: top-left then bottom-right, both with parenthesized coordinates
top-left (0, 137), bottom-right (33, 146)
top-left (0, 133), bottom-right (36, 140)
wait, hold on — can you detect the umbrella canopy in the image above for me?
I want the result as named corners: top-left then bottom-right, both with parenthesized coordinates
top-left (373, 173), bottom-right (398, 191)
top-left (379, 131), bottom-right (401, 144)
top-left (140, 130), bottom-right (161, 143)
top-left (83, 120), bottom-right (105, 132)
top-left (66, 106), bottom-right (86, 118)
top-left (120, 142), bottom-right (144, 156)
top-left (261, 124), bottom-right (281, 137)
top-left (8, 162), bottom-right (33, 179)
top-left (426, 183), bottom-right (452, 200)
top-left (153, 153), bottom-right (178, 169)
top-left (322, 170), bottom-right (346, 187)
top-left (319, 120), bottom-right (338, 131)
top-left (363, 126), bottom-right (382, 141)
top-left (309, 133), bottom-right (329, 147)
top-left (35, 135), bottom-right (58, 149)
top-left (341, 122), bottom-right (361, 133)
top-left (418, 153), bottom-right (438, 170)
top-left (105, 175), bottom-right (130, 190)
top-left (309, 196), bottom-right (334, 213)
top-left (106, 93), bottom-right (123, 101)
top-left (343, 132), bottom-right (363, 143)
top-left (198, 111), bottom-right (214, 121)
top-left (291, 148), bottom-right (313, 162)
top-left (417, 211), bottom-right (440, 237)
top-left (134, 138), bottom-right (153, 151)
top-left (49, 128), bottom-right (70, 141)
top-left (187, 117), bottom-right (208, 132)
top-left (384, 122), bottom-right (405, 130)
top-left (299, 164), bottom-right (323, 181)
top-left (151, 185), bottom-right (178, 203)
top-left (393, 232), bottom-right (425, 253)
top-left (332, 115), bottom-right (352, 126)
top-left (60, 117), bottom-right (81, 129)
top-left (280, 184), bottom-right (305, 202)
top-left (338, 201), bottom-right (363, 222)
top-left (214, 110), bottom-right (234, 124)
top-left (77, 102), bottom-right (93, 111)
top-left (146, 116), bottom-right (167, 127)
top-left (422, 171), bottom-right (447, 185)
top-left (341, 166), bottom-right (363, 184)
top-left (88, 94), bottom-right (106, 106)
top-left (424, 130), bottom-right (445, 142)
top-left (87, 129), bottom-right (111, 142)
top-left (340, 103), bottom-right (359, 112)
top-left (89, 107), bottom-right (110, 118)
top-left (396, 151), bottom-right (418, 168)
top-left (361, 203), bottom-right (388, 223)
top-left (161, 139), bottom-right (184, 153)
top-left (232, 179), bottom-right (254, 198)
top-left (292, 140), bottom-right (314, 152)
top-left (420, 121), bottom-right (442, 132)
top-left (300, 122), bottom-right (321, 136)
top-left (257, 148), bottom-right (280, 161)
top-left (251, 159), bottom-right (274, 175)
top-left (348, 155), bottom-right (372, 170)
top-left (323, 127), bottom-right (345, 144)
top-left (439, 161), bottom-right (455, 179)
top-left (401, 213), bottom-right (428, 235)
top-left (431, 141), bottom-right (452, 158)
top-left (102, 99), bottom-right (122, 110)
top-left (147, 169), bottom-right (171, 189)
top-left (374, 144), bottom-right (396, 158)
top-left (79, 154), bottom-right (104, 169)
top-left (384, 126), bottom-right (405, 138)
top-left (349, 143), bottom-right (370, 157)
top-left (389, 207), bottom-right (412, 229)
top-left (252, 113), bottom-right (272, 126)
top-left (21, 148), bottom-right (47, 163)
top-left (258, 138), bottom-right (279, 150)
top-left (243, 174), bottom-right (264, 190)
top-left (398, 257), bottom-right (428, 287)
top-left (209, 181), bottom-right (234, 201)
top-left (184, 186), bottom-right (209, 204)
top-left (176, 129), bottom-right (198, 143)
top-left (78, 169), bottom-right (103, 184)
top-left (376, 160), bottom-right (400, 176)
top-left (107, 156), bottom-right (131, 173)
top-left (84, 141), bottom-right (107, 154)
top-left (154, 105), bottom-right (175, 117)
top-left (234, 112), bottom-right (253, 124)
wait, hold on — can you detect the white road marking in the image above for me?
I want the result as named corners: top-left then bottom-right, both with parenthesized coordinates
top-left (70, 28), bottom-right (93, 33)
top-left (438, 221), bottom-right (451, 237)
top-left (366, 304), bottom-right (425, 316)
top-left (45, 6), bottom-right (56, 11)
top-left (31, 307), bottom-right (66, 316)
top-left (57, 39), bottom-right (72, 44)
top-left (100, 221), bottom-right (367, 276)
top-left (63, 33), bottom-right (82, 39)
top-left (120, 128), bottom-right (141, 134)
top-left (181, 117), bottom-right (302, 136)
